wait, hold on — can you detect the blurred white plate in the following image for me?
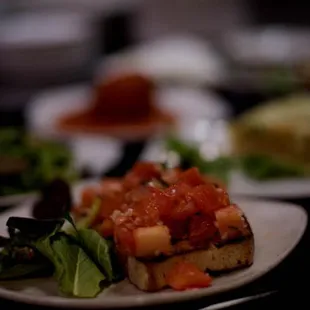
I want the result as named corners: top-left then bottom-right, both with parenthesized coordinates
top-left (229, 171), bottom-right (310, 199)
top-left (27, 84), bottom-right (230, 138)
top-left (26, 82), bottom-right (230, 165)
top-left (98, 35), bottom-right (227, 87)
top-left (0, 193), bottom-right (36, 208)
top-left (142, 130), bottom-right (310, 199)
top-left (0, 179), bottom-right (100, 208)
top-left (0, 197), bottom-right (306, 307)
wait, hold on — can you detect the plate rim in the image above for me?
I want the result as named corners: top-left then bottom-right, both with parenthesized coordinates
top-left (0, 198), bottom-right (306, 308)
top-left (229, 171), bottom-right (310, 199)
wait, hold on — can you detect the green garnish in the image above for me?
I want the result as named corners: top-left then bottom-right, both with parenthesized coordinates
top-left (165, 136), bottom-right (235, 184)
top-left (0, 127), bottom-right (77, 196)
top-left (0, 213), bottom-right (122, 298)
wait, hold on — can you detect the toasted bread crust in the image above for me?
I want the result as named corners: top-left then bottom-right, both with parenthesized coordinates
top-left (127, 236), bottom-right (254, 291)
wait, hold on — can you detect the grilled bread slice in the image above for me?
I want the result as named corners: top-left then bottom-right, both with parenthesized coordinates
top-left (127, 235), bottom-right (254, 292)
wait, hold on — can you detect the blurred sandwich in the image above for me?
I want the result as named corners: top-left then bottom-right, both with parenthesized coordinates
top-left (230, 94), bottom-right (310, 179)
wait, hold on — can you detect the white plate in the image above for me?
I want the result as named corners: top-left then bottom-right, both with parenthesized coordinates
top-left (26, 84), bottom-right (230, 140)
top-left (25, 83), bottom-right (230, 175)
top-left (0, 193), bottom-right (36, 208)
top-left (0, 197), bottom-right (306, 308)
top-left (229, 171), bottom-right (310, 199)
top-left (0, 179), bottom-right (100, 208)
top-left (98, 35), bottom-right (227, 87)
top-left (142, 133), bottom-right (310, 199)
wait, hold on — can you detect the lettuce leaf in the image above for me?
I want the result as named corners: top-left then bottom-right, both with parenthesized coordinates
top-left (239, 154), bottom-right (306, 180)
top-left (35, 232), bottom-right (105, 298)
top-left (77, 229), bottom-right (113, 282)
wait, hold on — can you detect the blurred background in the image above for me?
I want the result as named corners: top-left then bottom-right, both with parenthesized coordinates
top-left (1, 0), bottom-right (310, 203)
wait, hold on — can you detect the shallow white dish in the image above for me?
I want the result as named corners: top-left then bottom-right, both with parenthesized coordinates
top-left (0, 197), bottom-right (306, 308)
top-left (0, 179), bottom-right (100, 208)
top-left (26, 84), bottom-right (230, 140)
top-left (98, 35), bottom-right (227, 87)
top-left (0, 193), bottom-right (36, 208)
top-left (229, 171), bottom-right (310, 199)
top-left (142, 134), bottom-right (310, 199)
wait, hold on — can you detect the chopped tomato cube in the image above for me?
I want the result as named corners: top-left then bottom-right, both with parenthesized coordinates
top-left (114, 219), bottom-right (136, 256)
top-left (123, 162), bottom-right (161, 188)
top-left (170, 201), bottom-right (198, 220)
top-left (189, 214), bottom-right (219, 246)
top-left (99, 194), bottom-right (124, 219)
top-left (81, 187), bottom-right (98, 208)
top-left (163, 218), bottom-right (189, 240)
top-left (215, 204), bottom-right (248, 240)
top-left (179, 167), bottom-right (206, 187)
top-left (164, 182), bottom-right (192, 198)
top-left (166, 261), bottom-right (212, 290)
top-left (99, 218), bottom-right (114, 238)
top-left (100, 178), bottom-right (123, 194)
top-left (188, 184), bottom-right (229, 214)
top-left (161, 168), bottom-right (182, 185)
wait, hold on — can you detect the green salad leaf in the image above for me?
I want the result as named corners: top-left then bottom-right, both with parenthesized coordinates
top-left (77, 229), bottom-right (113, 282)
top-left (36, 233), bottom-right (105, 298)
top-left (0, 127), bottom-right (77, 196)
top-left (65, 210), bottom-right (114, 282)
top-left (0, 214), bottom-right (119, 298)
top-left (165, 136), bottom-right (308, 181)
top-left (165, 136), bottom-right (235, 184)
top-left (239, 154), bottom-right (306, 180)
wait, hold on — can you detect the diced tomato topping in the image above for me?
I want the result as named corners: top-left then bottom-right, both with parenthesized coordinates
top-left (99, 194), bottom-right (124, 219)
top-left (161, 168), bottom-right (182, 185)
top-left (163, 218), bottom-right (189, 240)
top-left (114, 218), bottom-right (136, 256)
top-left (170, 201), bottom-right (198, 221)
top-left (215, 204), bottom-right (247, 240)
top-left (149, 190), bottom-right (172, 218)
top-left (188, 184), bottom-right (229, 214)
top-left (189, 214), bottom-right (219, 246)
top-left (123, 162), bottom-right (161, 189)
top-left (81, 187), bottom-right (98, 208)
top-left (166, 261), bottom-right (212, 290)
top-left (164, 182), bottom-right (192, 199)
top-left (125, 185), bottom-right (152, 203)
top-left (99, 178), bottom-right (123, 194)
top-left (179, 167), bottom-right (206, 187)
top-left (76, 161), bottom-right (237, 251)
top-left (99, 218), bottom-right (114, 238)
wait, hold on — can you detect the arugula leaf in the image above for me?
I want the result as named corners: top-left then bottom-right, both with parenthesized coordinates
top-left (1, 215), bottom-right (117, 298)
top-left (65, 212), bottom-right (114, 282)
top-left (52, 234), bottom-right (105, 297)
top-left (77, 229), bottom-right (113, 282)
top-left (35, 233), bottom-right (105, 298)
